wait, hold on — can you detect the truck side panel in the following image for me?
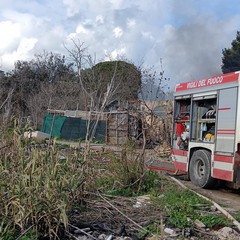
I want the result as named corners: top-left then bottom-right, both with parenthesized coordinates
top-left (215, 87), bottom-right (237, 153)
top-left (212, 155), bottom-right (234, 181)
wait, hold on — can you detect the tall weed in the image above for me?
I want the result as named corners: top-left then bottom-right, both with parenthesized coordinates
top-left (0, 121), bottom-right (86, 239)
top-left (95, 141), bottom-right (162, 196)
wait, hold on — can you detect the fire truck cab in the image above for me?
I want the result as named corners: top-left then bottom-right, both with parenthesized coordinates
top-left (172, 71), bottom-right (240, 189)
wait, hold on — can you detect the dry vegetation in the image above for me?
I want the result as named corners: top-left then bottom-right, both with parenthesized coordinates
top-left (0, 121), bottom-right (86, 238)
top-left (0, 121), bottom-right (235, 240)
top-left (0, 121), bottom-right (165, 239)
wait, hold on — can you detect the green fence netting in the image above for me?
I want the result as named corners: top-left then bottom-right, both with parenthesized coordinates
top-left (60, 117), bottom-right (83, 140)
top-left (60, 118), bottom-right (106, 141)
top-left (41, 113), bottom-right (106, 141)
top-left (41, 113), bottom-right (66, 137)
top-left (92, 120), bottom-right (106, 141)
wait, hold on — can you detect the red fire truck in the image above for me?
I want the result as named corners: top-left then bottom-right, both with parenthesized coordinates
top-left (172, 71), bottom-right (240, 189)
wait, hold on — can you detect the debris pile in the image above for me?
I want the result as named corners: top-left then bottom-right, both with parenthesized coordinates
top-left (153, 144), bottom-right (171, 157)
top-left (66, 194), bottom-right (239, 240)
top-left (68, 194), bottom-right (163, 240)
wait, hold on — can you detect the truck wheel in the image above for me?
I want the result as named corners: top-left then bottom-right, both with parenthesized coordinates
top-left (189, 150), bottom-right (215, 188)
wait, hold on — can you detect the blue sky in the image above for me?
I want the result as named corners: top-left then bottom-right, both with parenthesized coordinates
top-left (0, 0), bottom-right (240, 88)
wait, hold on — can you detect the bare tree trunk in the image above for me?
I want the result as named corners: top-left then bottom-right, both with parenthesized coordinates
top-left (1, 87), bottom-right (14, 123)
top-left (65, 39), bottom-right (119, 145)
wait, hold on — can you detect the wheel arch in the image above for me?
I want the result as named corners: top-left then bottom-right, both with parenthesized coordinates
top-left (188, 147), bottom-right (213, 171)
top-left (188, 147), bottom-right (216, 188)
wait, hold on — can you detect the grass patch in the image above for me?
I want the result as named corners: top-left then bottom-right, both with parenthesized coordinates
top-left (159, 187), bottom-right (232, 229)
top-left (97, 170), bottom-right (164, 197)
top-left (137, 221), bottom-right (162, 238)
top-left (235, 212), bottom-right (240, 222)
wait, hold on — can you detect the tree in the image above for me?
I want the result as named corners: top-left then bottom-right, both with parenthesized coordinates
top-left (222, 31), bottom-right (240, 73)
top-left (139, 59), bottom-right (170, 109)
top-left (138, 60), bottom-right (172, 147)
top-left (0, 52), bottom-right (78, 128)
top-left (65, 40), bottom-right (122, 142)
top-left (88, 61), bottom-right (141, 103)
top-left (65, 40), bottom-right (141, 112)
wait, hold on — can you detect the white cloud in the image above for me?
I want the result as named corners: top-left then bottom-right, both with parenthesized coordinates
top-left (141, 31), bottom-right (154, 41)
top-left (1, 0), bottom-right (240, 89)
top-left (104, 48), bottom-right (126, 60)
top-left (0, 21), bottom-right (21, 52)
top-left (76, 24), bottom-right (89, 34)
top-left (62, 0), bottom-right (81, 17)
top-left (109, 0), bottom-right (124, 9)
top-left (2, 37), bottom-right (38, 69)
top-left (127, 18), bottom-right (136, 28)
top-left (113, 27), bottom-right (123, 38)
top-left (17, 38), bottom-right (38, 56)
top-left (96, 15), bottom-right (104, 24)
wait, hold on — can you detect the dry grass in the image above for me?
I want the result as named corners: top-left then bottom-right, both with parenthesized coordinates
top-left (0, 120), bottom-right (162, 239)
top-left (0, 121), bottom-right (86, 239)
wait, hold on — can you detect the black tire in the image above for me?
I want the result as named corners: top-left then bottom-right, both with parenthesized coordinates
top-left (189, 150), bottom-right (216, 188)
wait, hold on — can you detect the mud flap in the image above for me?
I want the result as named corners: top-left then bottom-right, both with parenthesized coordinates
top-left (235, 166), bottom-right (240, 184)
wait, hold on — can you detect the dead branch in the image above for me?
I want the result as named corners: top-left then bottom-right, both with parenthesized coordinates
top-left (97, 192), bottom-right (151, 233)
top-left (68, 224), bottom-right (98, 240)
